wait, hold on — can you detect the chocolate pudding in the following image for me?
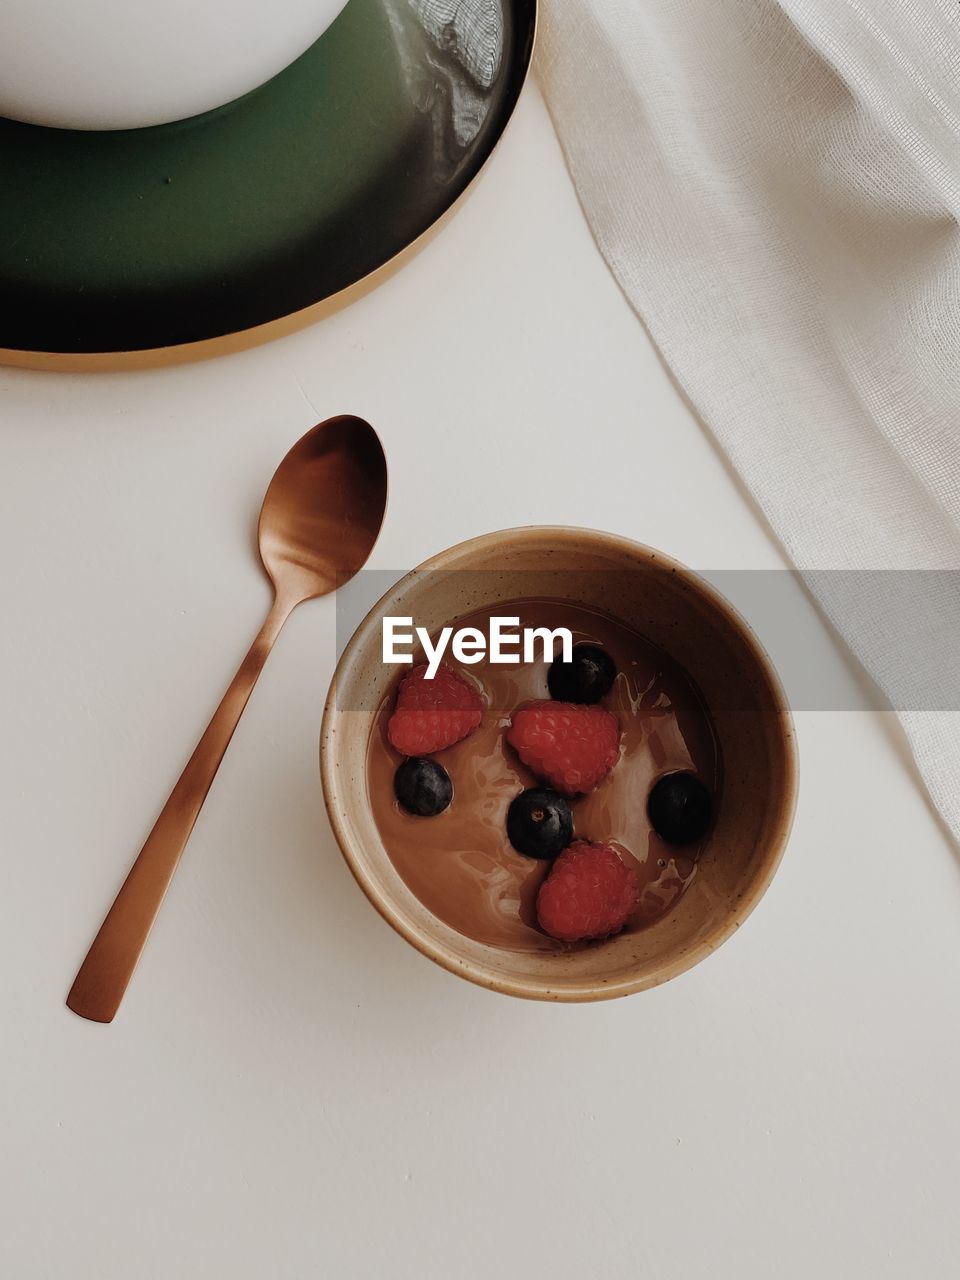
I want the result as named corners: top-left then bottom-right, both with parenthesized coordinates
top-left (365, 599), bottom-right (721, 952)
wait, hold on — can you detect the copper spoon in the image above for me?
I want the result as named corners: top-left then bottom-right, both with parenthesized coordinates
top-left (67, 415), bottom-right (388, 1023)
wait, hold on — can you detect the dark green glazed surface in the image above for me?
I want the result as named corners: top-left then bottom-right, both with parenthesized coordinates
top-left (0, 0), bottom-right (533, 352)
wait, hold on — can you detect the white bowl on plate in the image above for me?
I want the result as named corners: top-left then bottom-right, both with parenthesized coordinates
top-left (0, 0), bottom-right (351, 130)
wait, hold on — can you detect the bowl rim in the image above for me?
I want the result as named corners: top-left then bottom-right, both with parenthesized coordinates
top-left (320, 525), bottom-right (799, 1001)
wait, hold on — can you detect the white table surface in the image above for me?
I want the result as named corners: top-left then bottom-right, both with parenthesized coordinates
top-left (2, 80), bottom-right (959, 1279)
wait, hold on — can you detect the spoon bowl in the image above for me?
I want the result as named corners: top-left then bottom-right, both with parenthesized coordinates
top-left (67, 415), bottom-right (386, 1023)
top-left (259, 416), bottom-right (387, 600)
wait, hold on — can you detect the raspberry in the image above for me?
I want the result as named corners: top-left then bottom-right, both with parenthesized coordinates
top-left (387, 663), bottom-right (483, 756)
top-left (506, 701), bottom-right (620, 795)
top-left (536, 840), bottom-right (637, 942)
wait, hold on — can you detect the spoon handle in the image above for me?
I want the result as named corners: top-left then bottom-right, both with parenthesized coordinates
top-left (67, 593), bottom-right (296, 1023)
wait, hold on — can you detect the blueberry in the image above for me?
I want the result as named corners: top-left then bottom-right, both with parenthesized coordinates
top-left (548, 643), bottom-right (617, 704)
top-left (507, 788), bottom-right (574, 858)
top-left (647, 772), bottom-right (712, 845)
top-left (394, 758), bottom-right (452, 817)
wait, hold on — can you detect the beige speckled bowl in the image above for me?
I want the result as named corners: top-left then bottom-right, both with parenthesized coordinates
top-left (320, 528), bottom-right (797, 1001)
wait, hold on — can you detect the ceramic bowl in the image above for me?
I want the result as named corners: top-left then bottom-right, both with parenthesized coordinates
top-left (0, 0), bottom-right (350, 130)
top-left (321, 527), bottom-right (797, 1001)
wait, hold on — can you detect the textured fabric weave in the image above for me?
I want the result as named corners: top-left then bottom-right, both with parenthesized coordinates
top-left (538, 0), bottom-right (960, 841)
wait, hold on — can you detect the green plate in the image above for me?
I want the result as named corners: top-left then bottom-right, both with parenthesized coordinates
top-left (0, 0), bottom-right (535, 359)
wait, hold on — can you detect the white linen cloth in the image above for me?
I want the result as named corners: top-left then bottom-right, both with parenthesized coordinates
top-left (538, 0), bottom-right (960, 841)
